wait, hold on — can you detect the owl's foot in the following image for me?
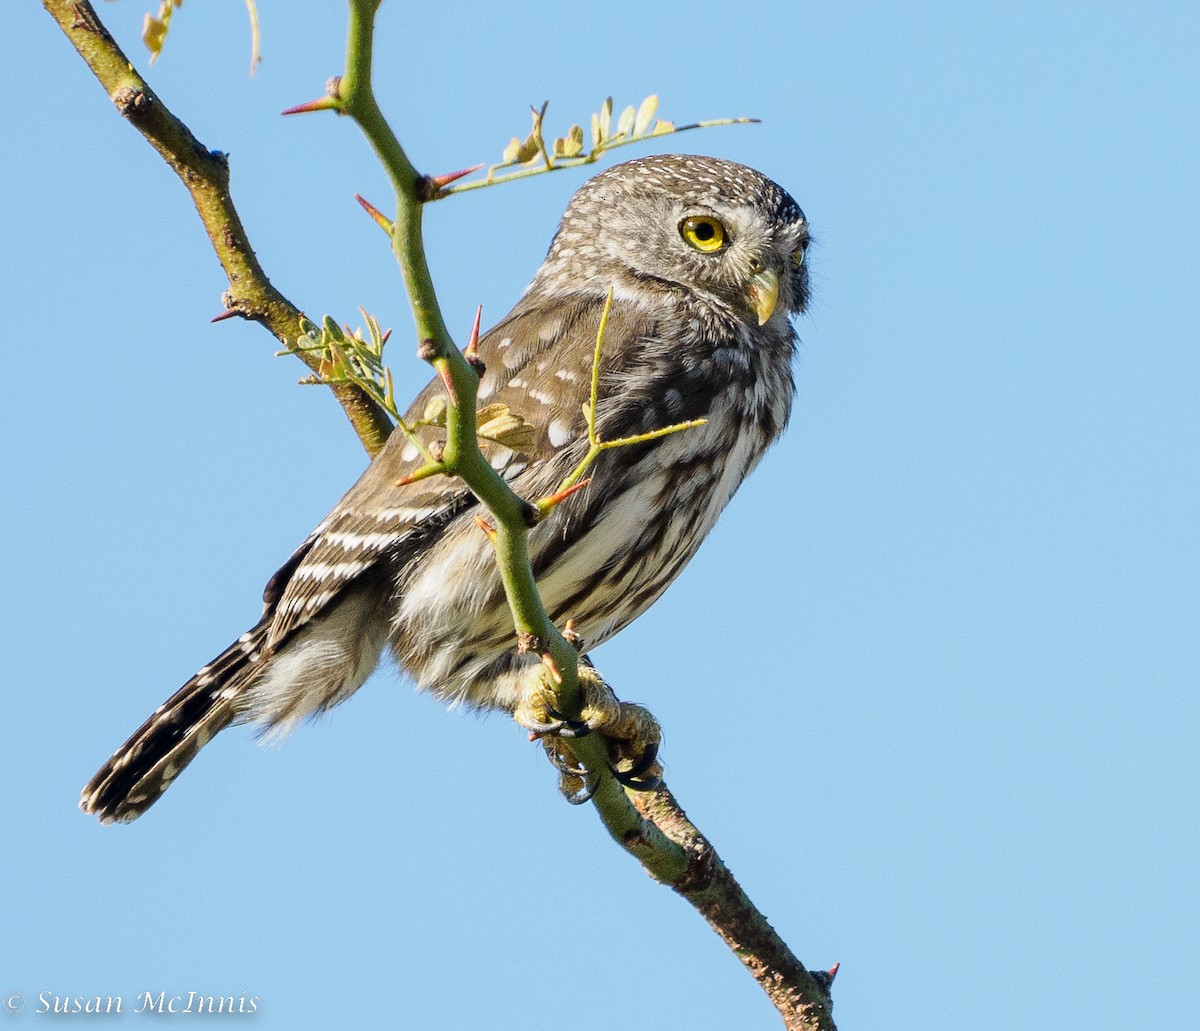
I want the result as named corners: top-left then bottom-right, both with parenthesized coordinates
top-left (515, 664), bottom-right (663, 800)
top-left (513, 661), bottom-right (621, 739)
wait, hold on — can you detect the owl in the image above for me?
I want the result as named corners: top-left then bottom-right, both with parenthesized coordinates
top-left (81, 153), bottom-right (811, 822)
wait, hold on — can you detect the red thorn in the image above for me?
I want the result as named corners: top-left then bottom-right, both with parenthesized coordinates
top-left (395, 473), bottom-right (416, 487)
top-left (380, 327), bottom-right (393, 346)
top-left (541, 653), bottom-right (563, 685)
top-left (474, 515), bottom-right (497, 542)
top-left (539, 478), bottom-right (591, 513)
top-left (428, 163), bottom-right (485, 192)
top-left (436, 361), bottom-right (457, 405)
top-left (354, 194), bottom-right (393, 234)
top-left (827, 963), bottom-right (840, 981)
top-left (465, 304), bottom-right (484, 357)
top-left (564, 618), bottom-right (576, 633)
top-left (211, 309), bottom-right (240, 323)
top-left (280, 95), bottom-right (339, 117)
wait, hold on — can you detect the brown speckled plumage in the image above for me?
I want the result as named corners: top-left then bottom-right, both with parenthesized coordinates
top-left (81, 155), bottom-right (810, 823)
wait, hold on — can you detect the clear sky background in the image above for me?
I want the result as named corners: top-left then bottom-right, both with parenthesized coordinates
top-left (4, 2), bottom-right (1197, 1028)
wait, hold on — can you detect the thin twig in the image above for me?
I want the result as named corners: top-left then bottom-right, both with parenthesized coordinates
top-left (42, 0), bottom-right (393, 456)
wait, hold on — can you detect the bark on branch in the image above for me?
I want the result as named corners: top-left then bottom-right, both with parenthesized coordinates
top-left (43, 0), bottom-right (394, 455)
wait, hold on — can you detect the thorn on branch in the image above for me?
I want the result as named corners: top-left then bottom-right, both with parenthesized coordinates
top-left (419, 164), bottom-right (486, 202)
top-left (540, 652), bottom-right (563, 685)
top-left (395, 461), bottom-right (447, 487)
top-left (433, 358), bottom-right (457, 405)
top-left (459, 304), bottom-right (486, 376)
top-left (281, 94), bottom-right (341, 117)
top-left (535, 478), bottom-right (591, 521)
top-left (354, 193), bottom-right (393, 234)
top-left (563, 619), bottom-right (585, 652)
top-left (473, 515), bottom-right (497, 542)
top-left (808, 963), bottom-right (840, 1010)
top-left (465, 306), bottom-right (483, 354)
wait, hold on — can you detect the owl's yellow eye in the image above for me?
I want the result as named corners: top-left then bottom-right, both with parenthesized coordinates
top-left (679, 215), bottom-right (727, 253)
top-left (790, 245), bottom-right (807, 268)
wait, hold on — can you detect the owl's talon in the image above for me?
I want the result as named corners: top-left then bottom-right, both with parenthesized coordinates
top-left (609, 738), bottom-right (662, 790)
top-left (513, 663), bottom-right (621, 739)
top-left (603, 703), bottom-right (664, 792)
top-left (542, 704), bottom-right (594, 738)
top-left (614, 770), bottom-right (662, 792)
top-left (564, 773), bottom-right (599, 805)
top-left (543, 738), bottom-right (598, 803)
top-left (544, 741), bottom-right (586, 779)
top-left (612, 739), bottom-right (660, 785)
top-left (521, 705), bottom-right (593, 739)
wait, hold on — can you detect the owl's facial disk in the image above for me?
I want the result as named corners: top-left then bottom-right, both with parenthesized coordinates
top-left (663, 199), bottom-right (808, 326)
top-left (542, 155), bottom-right (810, 324)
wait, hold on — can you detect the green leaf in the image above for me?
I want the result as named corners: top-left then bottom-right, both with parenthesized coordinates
top-left (634, 94), bottom-right (658, 136)
top-left (599, 97), bottom-right (613, 141)
top-left (142, 15), bottom-right (169, 61)
top-left (321, 315), bottom-right (344, 341)
top-left (616, 104), bottom-right (636, 139)
top-left (422, 396), bottom-right (448, 425)
top-left (501, 136), bottom-right (522, 163)
top-left (477, 403), bottom-right (537, 453)
top-left (514, 132), bottom-right (540, 164)
top-left (557, 124), bottom-right (584, 158)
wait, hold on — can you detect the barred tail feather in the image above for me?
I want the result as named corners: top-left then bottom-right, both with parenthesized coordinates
top-left (80, 620), bottom-right (271, 824)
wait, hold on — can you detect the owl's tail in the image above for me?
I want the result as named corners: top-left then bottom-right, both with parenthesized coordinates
top-left (79, 620), bottom-right (271, 824)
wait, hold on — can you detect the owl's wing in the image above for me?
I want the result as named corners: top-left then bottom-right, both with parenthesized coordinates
top-left (262, 293), bottom-right (657, 648)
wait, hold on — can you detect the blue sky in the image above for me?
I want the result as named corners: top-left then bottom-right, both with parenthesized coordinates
top-left (4, 2), bottom-right (1198, 1028)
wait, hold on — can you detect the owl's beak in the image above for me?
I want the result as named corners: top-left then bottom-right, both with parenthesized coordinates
top-left (747, 268), bottom-right (780, 326)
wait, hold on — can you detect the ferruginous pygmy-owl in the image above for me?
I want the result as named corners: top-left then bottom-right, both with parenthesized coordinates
top-left (81, 153), bottom-right (811, 823)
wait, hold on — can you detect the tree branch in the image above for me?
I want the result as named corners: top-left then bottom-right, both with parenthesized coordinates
top-left (42, 0), bottom-right (394, 456)
top-left (323, 2), bottom-right (838, 1026)
top-left (45, 0), bottom-right (836, 1025)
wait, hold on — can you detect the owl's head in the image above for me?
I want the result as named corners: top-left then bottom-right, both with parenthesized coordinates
top-left (537, 154), bottom-right (810, 326)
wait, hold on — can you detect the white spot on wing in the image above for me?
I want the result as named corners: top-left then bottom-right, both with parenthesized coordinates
top-left (548, 419), bottom-right (573, 448)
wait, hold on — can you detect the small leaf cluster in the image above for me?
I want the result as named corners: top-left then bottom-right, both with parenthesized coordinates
top-left (286, 311), bottom-right (401, 419)
top-left (500, 95), bottom-right (670, 167)
top-left (282, 313), bottom-right (535, 461)
top-left (417, 397), bottom-right (537, 455)
top-left (444, 96), bottom-right (756, 196)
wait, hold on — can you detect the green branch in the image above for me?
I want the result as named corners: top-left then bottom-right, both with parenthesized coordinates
top-left (329, 0), bottom-right (685, 856)
top-left (298, 1), bottom-right (837, 1025)
top-left (47, 0), bottom-right (836, 1024)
